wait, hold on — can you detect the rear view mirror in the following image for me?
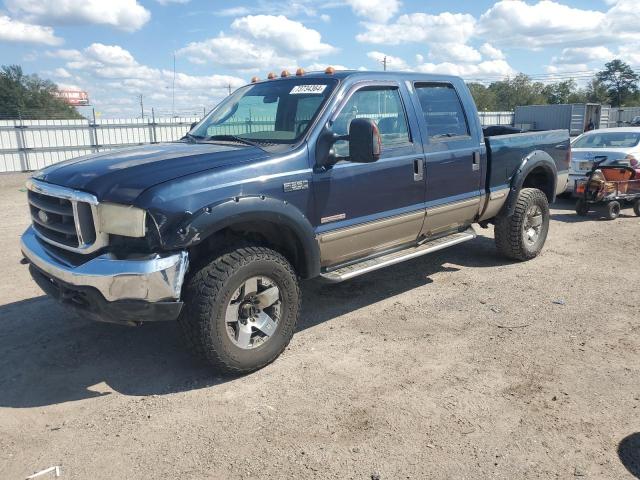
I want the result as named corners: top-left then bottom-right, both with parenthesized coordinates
top-left (349, 118), bottom-right (382, 163)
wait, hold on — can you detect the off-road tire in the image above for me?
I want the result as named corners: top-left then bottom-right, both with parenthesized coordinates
top-left (633, 199), bottom-right (640, 217)
top-left (605, 201), bottom-right (620, 220)
top-left (178, 245), bottom-right (301, 374)
top-left (575, 199), bottom-right (589, 216)
top-left (494, 188), bottom-right (550, 261)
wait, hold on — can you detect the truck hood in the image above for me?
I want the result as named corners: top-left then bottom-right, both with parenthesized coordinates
top-left (33, 142), bottom-right (266, 203)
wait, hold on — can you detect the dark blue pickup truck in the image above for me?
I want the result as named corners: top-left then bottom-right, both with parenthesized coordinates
top-left (21, 70), bottom-right (570, 373)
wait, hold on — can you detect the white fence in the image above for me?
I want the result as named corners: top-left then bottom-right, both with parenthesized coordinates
top-left (0, 112), bottom-right (516, 173)
top-left (0, 116), bottom-right (199, 173)
top-left (477, 111), bottom-right (514, 127)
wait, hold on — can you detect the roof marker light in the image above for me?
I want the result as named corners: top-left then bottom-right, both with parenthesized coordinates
top-left (325, 66), bottom-right (335, 75)
top-left (296, 68), bottom-right (305, 76)
top-left (267, 72), bottom-right (277, 80)
top-left (251, 76), bottom-right (259, 83)
top-left (281, 70), bottom-right (290, 78)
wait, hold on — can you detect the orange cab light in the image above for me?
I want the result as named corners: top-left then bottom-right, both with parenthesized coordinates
top-left (267, 72), bottom-right (277, 80)
top-left (250, 76), bottom-right (259, 83)
top-left (281, 70), bottom-right (290, 78)
top-left (296, 68), bottom-right (305, 76)
top-left (325, 66), bottom-right (335, 75)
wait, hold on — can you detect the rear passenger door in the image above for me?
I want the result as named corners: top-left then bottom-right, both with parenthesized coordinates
top-left (412, 83), bottom-right (483, 237)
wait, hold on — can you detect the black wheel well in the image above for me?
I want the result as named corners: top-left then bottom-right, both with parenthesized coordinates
top-left (522, 166), bottom-right (554, 202)
top-left (187, 220), bottom-right (309, 278)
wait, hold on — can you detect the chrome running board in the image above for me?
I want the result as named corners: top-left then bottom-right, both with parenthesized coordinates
top-left (320, 227), bottom-right (476, 283)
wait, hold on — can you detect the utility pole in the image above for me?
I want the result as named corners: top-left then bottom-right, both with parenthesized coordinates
top-left (139, 94), bottom-right (144, 119)
top-left (379, 55), bottom-right (388, 71)
top-left (172, 52), bottom-right (176, 118)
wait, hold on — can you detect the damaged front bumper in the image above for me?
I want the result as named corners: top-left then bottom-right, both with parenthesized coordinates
top-left (20, 226), bottom-right (189, 325)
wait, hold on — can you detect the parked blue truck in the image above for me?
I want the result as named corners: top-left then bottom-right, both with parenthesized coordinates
top-left (21, 70), bottom-right (570, 373)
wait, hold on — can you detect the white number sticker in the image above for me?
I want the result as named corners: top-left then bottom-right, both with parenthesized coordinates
top-left (290, 85), bottom-right (327, 95)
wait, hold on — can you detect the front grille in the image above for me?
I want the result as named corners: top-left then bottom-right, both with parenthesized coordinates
top-left (26, 179), bottom-right (106, 253)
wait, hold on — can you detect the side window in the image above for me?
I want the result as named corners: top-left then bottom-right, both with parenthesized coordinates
top-left (333, 87), bottom-right (410, 157)
top-left (415, 84), bottom-right (470, 140)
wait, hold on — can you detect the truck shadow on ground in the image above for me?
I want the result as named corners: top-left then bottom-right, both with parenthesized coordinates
top-left (0, 236), bottom-right (508, 408)
top-left (619, 433), bottom-right (640, 478)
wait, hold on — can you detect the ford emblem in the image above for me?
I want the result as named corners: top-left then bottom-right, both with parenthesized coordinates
top-left (38, 209), bottom-right (50, 224)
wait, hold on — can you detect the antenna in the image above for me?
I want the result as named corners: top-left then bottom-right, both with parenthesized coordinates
top-left (228, 83), bottom-right (232, 96)
top-left (172, 52), bottom-right (176, 118)
top-left (139, 94), bottom-right (144, 119)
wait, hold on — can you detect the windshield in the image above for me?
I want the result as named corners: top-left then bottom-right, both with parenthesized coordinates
top-left (573, 131), bottom-right (640, 149)
top-left (190, 78), bottom-right (338, 144)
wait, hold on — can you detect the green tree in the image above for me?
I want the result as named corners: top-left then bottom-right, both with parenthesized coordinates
top-left (0, 65), bottom-right (83, 119)
top-left (487, 74), bottom-right (547, 110)
top-left (595, 59), bottom-right (639, 107)
top-left (542, 79), bottom-right (578, 104)
top-left (467, 82), bottom-right (497, 111)
top-left (582, 78), bottom-right (610, 104)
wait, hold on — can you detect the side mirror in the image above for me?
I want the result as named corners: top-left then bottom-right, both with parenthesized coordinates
top-left (349, 118), bottom-right (381, 163)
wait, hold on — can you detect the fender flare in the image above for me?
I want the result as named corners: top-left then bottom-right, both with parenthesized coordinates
top-left (159, 196), bottom-right (320, 279)
top-left (503, 150), bottom-right (558, 217)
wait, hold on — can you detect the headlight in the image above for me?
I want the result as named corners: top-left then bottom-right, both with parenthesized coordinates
top-left (97, 203), bottom-right (146, 237)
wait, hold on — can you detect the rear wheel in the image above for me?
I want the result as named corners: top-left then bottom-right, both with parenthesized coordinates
top-left (495, 188), bottom-right (550, 261)
top-left (575, 199), bottom-right (589, 216)
top-left (633, 199), bottom-right (640, 217)
top-left (605, 201), bottom-right (620, 220)
top-left (178, 245), bottom-right (301, 374)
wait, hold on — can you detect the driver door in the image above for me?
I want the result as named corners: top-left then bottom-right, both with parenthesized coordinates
top-left (312, 82), bottom-right (426, 268)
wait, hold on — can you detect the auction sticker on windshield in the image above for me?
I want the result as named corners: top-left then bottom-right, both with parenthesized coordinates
top-left (290, 85), bottom-right (327, 95)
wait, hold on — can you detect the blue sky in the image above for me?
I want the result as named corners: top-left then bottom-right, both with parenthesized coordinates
top-left (1, 0), bottom-right (637, 117)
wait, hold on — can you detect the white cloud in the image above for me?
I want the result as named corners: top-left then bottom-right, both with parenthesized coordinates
top-left (46, 49), bottom-right (83, 61)
top-left (415, 59), bottom-right (516, 80)
top-left (551, 46), bottom-right (613, 66)
top-left (0, 15), bottom-right (62, 45)
top-left (477, 0), bottom-right (638, 48)
top-left (85, 43), bottom-right (137, 66)
top-left (479, 43), bottom-right (505, 61)
top-left (429, 43), bottom-right (482, 63)
top-left (356, 12), bottom-right (475, 45)
top-left (231, 15), bottom-right (335, 58)
top-left (5, 0), bottom-right (151, 32)
top-left (366, 51), bottom-right (409, 70)
top-left (178, 15), bottom-right (336, 70)
top-left (344, 0), bottom-right (400, 23)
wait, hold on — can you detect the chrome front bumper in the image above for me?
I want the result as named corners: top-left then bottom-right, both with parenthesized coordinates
top-left (21, 226), bottom-right (188, 303)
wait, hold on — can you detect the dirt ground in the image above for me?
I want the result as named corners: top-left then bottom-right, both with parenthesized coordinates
top-left (0, 171), bottom-right (638, 480)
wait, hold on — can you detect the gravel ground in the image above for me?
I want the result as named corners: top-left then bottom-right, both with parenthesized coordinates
top-left (0, 172), bottom-right (639, 480)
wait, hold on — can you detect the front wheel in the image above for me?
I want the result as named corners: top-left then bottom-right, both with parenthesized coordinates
top-left (494, 188), bottom-right (550, 261)
top-left (178, 245), bottom-right (301, 374)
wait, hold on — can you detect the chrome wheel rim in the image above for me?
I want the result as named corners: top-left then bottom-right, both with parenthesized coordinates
top-left (524, 205), bottom-right (543, 245)
top-left (225, 276), bottom-right (281, 350)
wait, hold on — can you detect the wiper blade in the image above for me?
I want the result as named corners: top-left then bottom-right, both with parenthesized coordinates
top-left (181, 132), bottom-right (204, 143)
top-left (204, 134), bottom-right (264, 148)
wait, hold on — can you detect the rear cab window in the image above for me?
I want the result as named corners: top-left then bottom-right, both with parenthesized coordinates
top-left (414, 83), bottom-right (471, 141)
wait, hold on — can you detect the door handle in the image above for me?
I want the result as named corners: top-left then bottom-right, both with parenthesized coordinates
top-left (413, 158), bottom-right (424, 181)
top-left (472, 152), bottom-right (480, 172)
